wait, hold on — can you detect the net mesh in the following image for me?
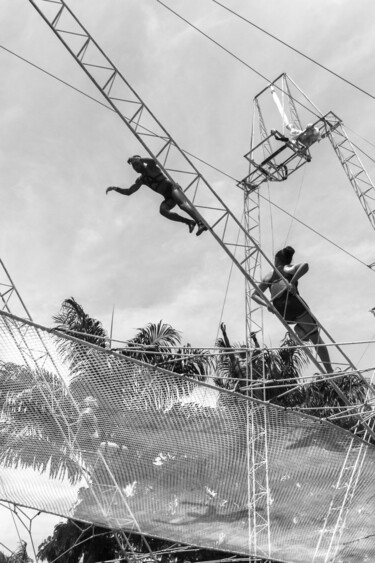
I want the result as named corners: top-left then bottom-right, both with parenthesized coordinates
top-left (0, 311), bottom-right (374, 563)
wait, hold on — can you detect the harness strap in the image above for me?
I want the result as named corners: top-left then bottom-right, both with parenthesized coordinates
top-left (142, 170), bottom-right (166, 191)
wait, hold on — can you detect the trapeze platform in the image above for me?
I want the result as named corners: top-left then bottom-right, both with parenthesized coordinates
top-left (240, 112), bottom-right (342, 191)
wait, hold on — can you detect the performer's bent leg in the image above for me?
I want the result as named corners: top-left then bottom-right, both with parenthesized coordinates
top-left (159, 200), bottom-right (195, 232)
top-left (171, 185), bottom-right (207, 235)
top-left (170, 186), bottom-right (199, 221)
top-left (295, 312), bottom-right (332, 373)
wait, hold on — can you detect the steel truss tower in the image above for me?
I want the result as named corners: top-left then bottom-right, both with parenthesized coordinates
top-left (22, 5), bottom-right (375, 560)
top-left (328, 124), bottom-right (375, 235)
top-left (243, 73), bottom-right (315, 558)
top-left (242, 73), bottom-right (375, 562)
top-left (0, 258), bottom-right (32, 320)
top-left (244, 102), bottom-right (271, 557)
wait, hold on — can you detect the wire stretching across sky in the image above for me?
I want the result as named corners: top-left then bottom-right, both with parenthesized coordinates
top-left (154, 0), bottom-right (322, 121)
top-left (155, 0), bottom-right (375, 116)
top-left (154, 1), bottom-right (375, 166)
top-left (213, 0), bottom-right (375, 103)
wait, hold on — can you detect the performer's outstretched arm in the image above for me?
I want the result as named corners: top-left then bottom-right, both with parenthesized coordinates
top-left (106, 183), bottom-right (141, 196)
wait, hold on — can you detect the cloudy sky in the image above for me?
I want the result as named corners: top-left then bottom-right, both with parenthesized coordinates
top-left (2, 0), bottom-right (375, 552)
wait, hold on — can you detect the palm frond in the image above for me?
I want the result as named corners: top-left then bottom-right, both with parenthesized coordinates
top-left (38, 520), bottom-right (117, 563)
top-left (131, 321), bottom-right (181, 348)
top-left (300, 373), bottom-right (371, 430)
top-left (0, 435), bottom-right (85, 484)
top-left (8, 542), bottom-right (32, 563)
top-left (53, 298), bottom-right (107, 349)
top-left (169, 345), bottom-right (214, 380)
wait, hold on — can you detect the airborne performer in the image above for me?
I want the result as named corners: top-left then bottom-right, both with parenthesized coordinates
top-left (251, 246), bottom-right (332, 373)
top-left (106, 155), bottom-right (208, 236)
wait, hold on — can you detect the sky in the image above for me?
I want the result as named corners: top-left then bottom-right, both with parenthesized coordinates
top-left (1, 0), bottom-right (375, 553)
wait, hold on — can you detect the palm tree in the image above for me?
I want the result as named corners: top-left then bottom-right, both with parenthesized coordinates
top-left (0, 543), bottom-right (32, 563)
top-left (118, 320), bottom-right (182, 364)
top-left (296, 372), bottom-right (374, 433)
top-left (0, 362), bottom-right (85, 484)
top-left (37, 520), bottom-right (267, 563)
top-left (113, 321), bottom-right (214, 414)
top-left (52, 298), bottom-right (119, 431)
top-left (7, 543), bottom-right (32, 563)
top-left (53, 298), bottom-right (107, 348)
top-left (167, 343), bottom-right (214, 381)
top-left (215, 328), bottom-right (374, 436)
top-left (38, 520), bottom-right (118, 563)
top-left (215, 331), bottom-right (309, 403)
top-left (263, 335), bottom-right (309, 405)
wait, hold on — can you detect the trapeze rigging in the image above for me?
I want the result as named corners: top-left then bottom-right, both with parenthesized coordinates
top-left (10, 0), bottom-right (375, 445)
top-left (2, 2), bottom-right (375, 563)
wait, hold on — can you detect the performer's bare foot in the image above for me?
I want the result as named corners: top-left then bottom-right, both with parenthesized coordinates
top-left (196, 222), bottom-right (208, 236)
top-left (188, 221), bottom-right (196, 233)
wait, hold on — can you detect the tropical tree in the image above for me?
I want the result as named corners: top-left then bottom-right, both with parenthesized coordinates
top-left (0, 362), bottom-right (84, 484)
top-left (173, 345), bottom-right (213, 379)
top-left (116, 321), bottom-right (214, 380)
top-left (215, 332), bottom-right (309, 403)
top-left (118, 320), bottom-right (180, 366)
top-left (38, 520), bottom-right (118, 563)
top-left (7, 543), bottom-right (32, 563)
top-left (214, 328), bottom-right (374, 436)
top-left (52, 298), bottom-right (120, 435)
top-left (53, 298), bottom-right (107, 348)
top-left (0, 541), bottom-right (33, 563)
top-left (0, 300), bottom-right (120, 488)
top-left (296, 372), bottom-right (374, 433)
top-left (37, 519), bottom-right (263, 563)
top-left (0, 543), bottom-right (32, 563)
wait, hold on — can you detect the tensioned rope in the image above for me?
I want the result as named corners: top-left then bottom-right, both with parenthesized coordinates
top-left (0, 45), bottom-right (112, 112)
top-left (283, 161), bottom-right (306, 247)
top-left (4, 10), bottom-right (375, 191)
top-left (154, 0), bottom-right (320, 121)
top-left (346, 125), bottom-right (375, 152)
top-left (2, 43), bottom-right (375, 273)
top-left (3, 308), bottom-right (375, 404)
top-left (344, 128), bottom-right (375, 167)
top-left (53, 326), bottom-right (375, 355)
top-left (212, 0), bottom-right (375, 102)
top-left (150, 4), bottom-right (375, 167)
top-left (355, 331), bottom-right (375, 365)
top-left (215, 212), bottom-right (243, 344)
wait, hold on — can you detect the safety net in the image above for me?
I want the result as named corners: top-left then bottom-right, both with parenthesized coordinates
top-left (0, 311), bottom-right (374, 563)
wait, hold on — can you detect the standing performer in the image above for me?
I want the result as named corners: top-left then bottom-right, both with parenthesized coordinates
top-left (251, 246), bottom-right (332, 373)
top-left (271, 123), bottom-right (321, 162)
top-left (106, 155), bottom-right (207, 236)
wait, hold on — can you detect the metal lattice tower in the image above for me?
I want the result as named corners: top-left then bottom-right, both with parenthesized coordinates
top-left (328, 124), bottom-right (375, 235)
top-left (244, 104), bottom-right (271, 557)
top-left (242, 74), bottom-right (375, 562)
top-left (283, 75), bottom-right (375, 238)
top-left (0, 258), bottom-right (32, 321)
